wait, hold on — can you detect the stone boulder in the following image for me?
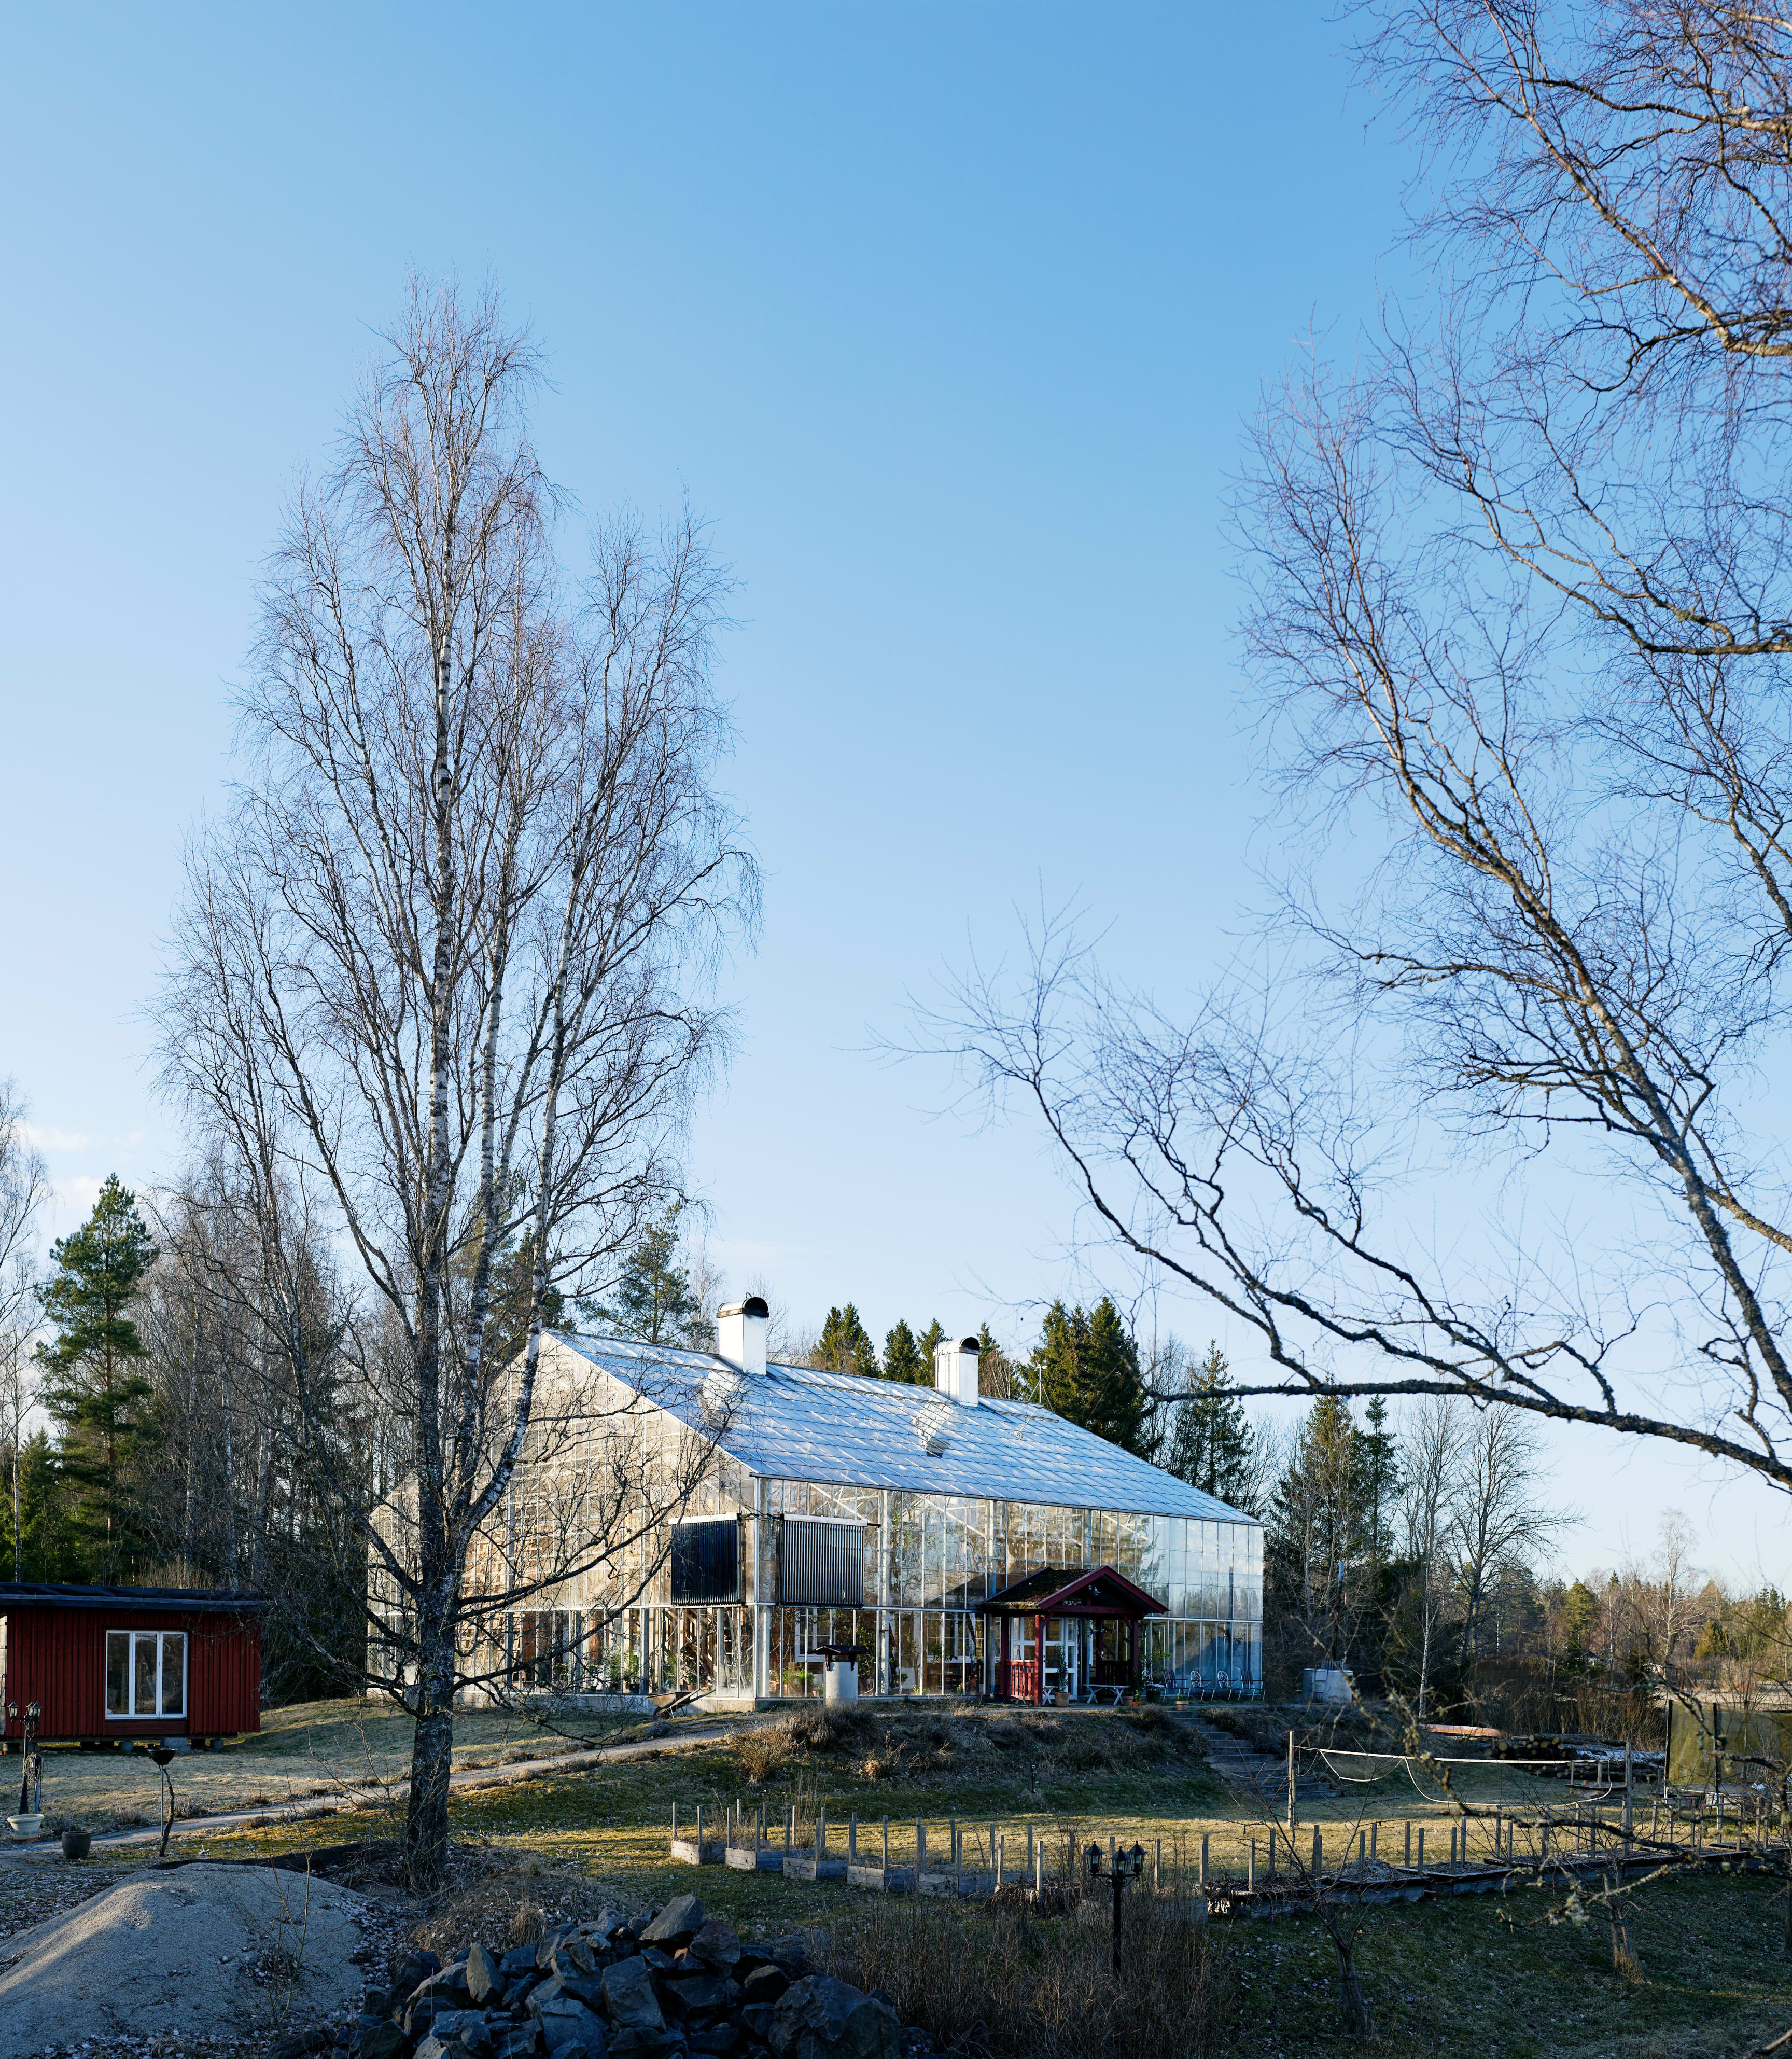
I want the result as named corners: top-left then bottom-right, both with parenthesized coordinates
top-left (640, 1895), bottom-right (705, 1945)
top-left (688, 1919), bottom-right (741, 1971)
top-left (769, 1975), bottom-right (899, 2059)
top-left (601, 1953), bottom-right (667, 2031)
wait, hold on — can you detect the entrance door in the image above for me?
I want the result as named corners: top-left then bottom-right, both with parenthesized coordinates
top-left (1043, 1618), bottom-right (1080, 1702)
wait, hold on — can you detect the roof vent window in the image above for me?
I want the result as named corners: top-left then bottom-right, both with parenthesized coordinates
top-left (701, 1368), bottom-right (744, 1426)
top-left (914, 1397), bottom-right (955, 1455)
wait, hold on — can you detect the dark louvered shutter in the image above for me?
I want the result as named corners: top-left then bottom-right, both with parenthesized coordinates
top-left (670, 1519), bottom-right (742, 1603)
top-left (779, 1519), bottom-right (865, 1606)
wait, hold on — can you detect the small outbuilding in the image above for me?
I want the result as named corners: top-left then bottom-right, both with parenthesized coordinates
top-left (978, 1564), bottom-right (1167, 1704)
top-left (0, 1583), bottom-right (267, 1745)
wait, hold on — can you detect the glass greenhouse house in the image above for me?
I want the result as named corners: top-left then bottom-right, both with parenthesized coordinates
top-left (472, 1301), bottom-right (1262, 1708)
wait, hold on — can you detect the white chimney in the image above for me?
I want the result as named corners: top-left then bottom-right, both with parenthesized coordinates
top-left (717, 1297), bottom-right (769, 1376)
top-left (933, 1334), bottom-right (981, 1406)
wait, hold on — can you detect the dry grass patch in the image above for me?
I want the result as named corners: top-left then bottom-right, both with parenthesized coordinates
top-left (824, 1887), bottom-right (1230, 2059)
top-left (735, 1706), bottom-right (1205, 1797)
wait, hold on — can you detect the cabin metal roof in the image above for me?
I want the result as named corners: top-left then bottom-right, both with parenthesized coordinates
top-left (551, 1332), bottom-right (1261, 1524)
top-left (0, 1583), bottom-right (270, 1614)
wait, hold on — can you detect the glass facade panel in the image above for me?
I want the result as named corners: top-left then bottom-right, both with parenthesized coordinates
top-left (472, 1466), bottom-right (1262, 1706)
top-left (749, 1480), bottom-right (1262, 1702)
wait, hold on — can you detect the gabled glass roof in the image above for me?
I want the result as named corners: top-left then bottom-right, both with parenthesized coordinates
top-left (553, 1331), bottom-right (1260, 1525)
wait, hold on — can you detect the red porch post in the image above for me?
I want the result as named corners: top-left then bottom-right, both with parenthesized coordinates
top-left (1034, 1613), bottom-right (1044, 1704)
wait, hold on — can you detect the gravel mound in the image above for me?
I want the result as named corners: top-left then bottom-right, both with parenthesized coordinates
top-left (0, 1862), bottom-right (375, 2056)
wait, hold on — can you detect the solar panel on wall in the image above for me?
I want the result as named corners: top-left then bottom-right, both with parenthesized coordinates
top-left (779, 1518), bottom-right (865, 1607)
top-left (669, 1519), bottom-right (742, 1603)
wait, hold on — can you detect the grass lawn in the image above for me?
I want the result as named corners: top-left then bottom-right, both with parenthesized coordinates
top-left (9, 1701), bottom-right (1788, 2056)
top-left (12, 1696), bottom-right (647, 1832)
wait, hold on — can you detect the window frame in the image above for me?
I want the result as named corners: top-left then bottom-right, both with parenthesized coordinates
top-left (104, 1628), bottom-right (189, 1721)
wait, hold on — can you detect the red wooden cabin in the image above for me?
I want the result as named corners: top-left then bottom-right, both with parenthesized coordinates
top-left (979, 1564), bottom-right (1166, 1704)
top-left (0, 1584), bottom-right (267, 1745)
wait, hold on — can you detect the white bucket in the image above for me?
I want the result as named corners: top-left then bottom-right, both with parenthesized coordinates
top-left (822, 1661), bottom-right (859, 1709)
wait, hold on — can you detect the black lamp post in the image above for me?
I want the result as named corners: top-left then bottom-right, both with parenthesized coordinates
top-left (148, 1746), bottom-right (177, 1858)
top-left (1085, 1839), bottom-right (1147, 1974)
top-left (8, 1702), bottom-right (40, 1818)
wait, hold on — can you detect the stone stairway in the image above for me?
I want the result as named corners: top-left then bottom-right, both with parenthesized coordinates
top-left (1189, 1716), bottom-right (1334, 1802)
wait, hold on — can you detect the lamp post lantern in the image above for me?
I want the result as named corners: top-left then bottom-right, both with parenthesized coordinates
top-left (1086, 1839), bottom-right (1147, 1974)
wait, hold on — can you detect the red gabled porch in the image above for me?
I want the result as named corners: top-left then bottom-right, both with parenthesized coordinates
top-left (977, 1564), bottom-right (1165, 1704)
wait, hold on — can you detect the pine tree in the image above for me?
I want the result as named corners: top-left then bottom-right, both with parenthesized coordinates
top-left (596, 1207), bottom-right (702, 1347)
top-left (1167, 1342), bottom-right (1259, 1510)
top-left (1030, 1298), bottom-right (1152, 1454)
top-left (814, 1304), bottom-right (879, 1379)
top-left (880, 1319), bottom-right (929, 1385)
top-left (36, 1174), bottom-right (158, 1581)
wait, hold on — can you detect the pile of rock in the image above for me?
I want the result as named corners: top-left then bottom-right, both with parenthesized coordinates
top-left (326, 1895), bottom-right (914, 2059)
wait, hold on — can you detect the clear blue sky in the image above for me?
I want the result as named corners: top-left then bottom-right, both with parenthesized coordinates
top-left (2, 2), bottom-right (1777, 1582)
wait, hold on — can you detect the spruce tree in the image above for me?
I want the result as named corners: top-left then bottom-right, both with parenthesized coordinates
top-left (880, 1318), bottom-right (928, 1385)
top-left (1083, 1298), bottom-right (1153, 1454)
top-left (1030, 1298), bottom-right (1152, 1454)
top-left (1167, 1342), bottom-right (1259, 1509)
top-left (915, 1318), bottom-right (947, 1378)
top-left (814, 1304), bottom-right (879, 1379)
top-left (1030, 1300), bottom-right (1088, 1417)
top-left (1560, 1578), bottom-right (1600, 1670)
top-left (36, 1174), bottom-right (158, 1582)
top-left (1267, 1394), bottom-right (1371, 1663)
top-left (1359, 1395), bottom-right (1403, 1570)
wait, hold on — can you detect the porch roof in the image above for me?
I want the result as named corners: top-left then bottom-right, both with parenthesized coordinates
top-left (976, 1563), bottom-right (1166, 1618)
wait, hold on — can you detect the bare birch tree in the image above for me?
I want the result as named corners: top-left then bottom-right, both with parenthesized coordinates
top-left (0, 1083), bottom-right (47, 1580)
top-left (922, 2), bottom-right (1792, 1507)
top-left (1448, 1406), bottom-right (1564, 1666)
top-left (1399, 1397), bottom-right (1461, 1717)
top-left (157, 280), bottom-right (756, 1888)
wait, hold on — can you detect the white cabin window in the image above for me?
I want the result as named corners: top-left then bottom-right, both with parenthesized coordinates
top-left (105, 1630), bottom-right (187, 1718)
